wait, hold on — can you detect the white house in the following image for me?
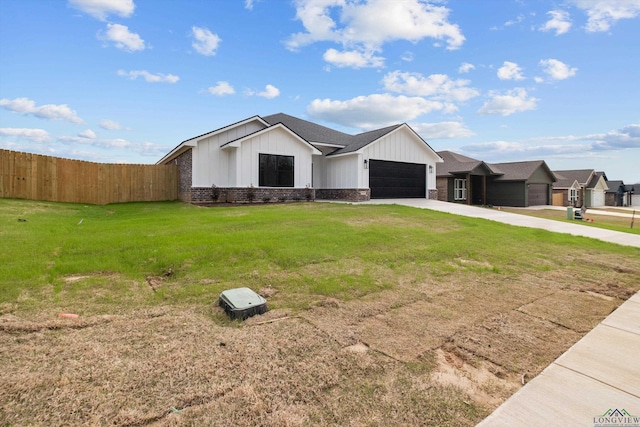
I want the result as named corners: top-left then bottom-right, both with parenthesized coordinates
top-left (157, 113), bottom-right (443, 203)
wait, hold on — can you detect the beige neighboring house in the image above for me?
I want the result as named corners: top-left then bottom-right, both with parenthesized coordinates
top-left (552, 169), bottom-right (608, 208)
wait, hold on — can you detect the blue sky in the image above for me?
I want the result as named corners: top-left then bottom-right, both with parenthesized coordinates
top-left (1, 0), bottom-right (639, 183)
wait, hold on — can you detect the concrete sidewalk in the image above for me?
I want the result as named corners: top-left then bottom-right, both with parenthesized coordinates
top-left (477, 292), bottom-right (640, 427)
top-left (358, 199), bottom-right (640, 248)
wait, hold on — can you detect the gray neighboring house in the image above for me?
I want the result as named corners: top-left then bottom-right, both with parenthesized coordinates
top-left (436, 151), bottom-right (556, 207)
top-left (552, 169), bottom-right (608, 207)
top-left (605, 180), bottom-right (635, 206)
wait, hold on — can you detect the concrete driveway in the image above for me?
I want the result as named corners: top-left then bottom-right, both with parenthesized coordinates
top-left (359, 199), bottom-right (640, 248)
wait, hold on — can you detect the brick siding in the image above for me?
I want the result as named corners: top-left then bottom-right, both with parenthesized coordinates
top-left (190, 187), bottom-right (315, 204)
top-left (315, 188), bottom-right (370, 202)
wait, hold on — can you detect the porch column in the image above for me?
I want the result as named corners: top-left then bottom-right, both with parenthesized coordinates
top-left (467, 173), bottom-right (471, 205)
top-left (483, 176), bottom-right (487, 205)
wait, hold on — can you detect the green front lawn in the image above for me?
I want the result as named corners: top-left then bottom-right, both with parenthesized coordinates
top-left (1, 198), bottom-right (639, 426)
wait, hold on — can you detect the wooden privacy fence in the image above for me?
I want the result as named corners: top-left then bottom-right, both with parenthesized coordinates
top-left (0, 150), bottom-right (178, 205)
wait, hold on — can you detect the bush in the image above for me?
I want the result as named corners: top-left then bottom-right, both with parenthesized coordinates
top-left (246, 186), bottom-right (255, 203)
top-left (211, 185), bottom-right (220, 201)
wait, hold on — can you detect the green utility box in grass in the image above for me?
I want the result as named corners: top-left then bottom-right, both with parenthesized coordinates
top-left (567, 207), bottom-right (573, 220)
top-left (218, 287), bottom-right (268, 320)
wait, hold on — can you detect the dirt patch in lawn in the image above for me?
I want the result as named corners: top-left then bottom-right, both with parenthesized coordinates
top-left (1, 252), bottom-right (639, 426)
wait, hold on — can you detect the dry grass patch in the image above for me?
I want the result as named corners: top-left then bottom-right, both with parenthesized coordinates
top-left (518, 290), bottom-right (620, 332)
top-left (447, 310), bottom-right (582, 378)
top-left (0, 306), bottom-right (485, 427)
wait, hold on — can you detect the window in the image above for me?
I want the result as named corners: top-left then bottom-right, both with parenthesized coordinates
top-left (454, 178), bottom-right (467, 200)
top-left (569, 188), bottom-right (578, 202)
top-left (259, 154), bottom-right (294, 187)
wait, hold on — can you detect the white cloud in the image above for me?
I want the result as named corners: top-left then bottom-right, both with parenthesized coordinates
top-left (569, 0), bottom-right (640, 32)
top-left (117, 70), bottom-right (179, 83)
top-left (0, 128), bottom-right (51, 143)
top-left (258, 84), bottom-right (280, 99)
top-left (307, 93), bottom-right (445, 129)
top-left (78, 129), bottom-right (97, 139)
top-left (382, 71), bottom-right (479, 104)
top-left (497, 61), bottom-right (525, 80)
top-left (0, 97), bottom-right (84, 124)
top-left (245, 84), bottom-right (280, 99)
top-left (59, 135), bottom-right (131, 148)
top-left (461, 123), bottom-right (640, 158)
top-left (207, 81), bottom-right (235, 96)
top-left (245, 0), bottom-right (261, 10)
top-left (585, 124), bottom-right (640, 150)
top-left (56, 134), bottom-right (169, 157)
top-left (99, 119), bottom-right (124, 130)
top-left (401, 51), bottom-right (414, 62)
top-left (539, 10), bottom-right (572, 35)
top-left (101, 23), bottom-right (145, 52)
top-left (323, 48), bottom-right (384, 68)
top-left (286, 0), bottom-right (465, 65)
top-left (458, 62), bottom-right (475, 74)
top-left (68, 0), bottom-right (134, 21)
top-left (191, 26), bottom-right (221, 56)
top-left (538, 59), bottom-right (578, 81)
top-left (504, 14), bottom-right (525, 26)
top-left (410, 122), bottom-right (475, 139)
top-left (478, 88), bottom-right (538, 116)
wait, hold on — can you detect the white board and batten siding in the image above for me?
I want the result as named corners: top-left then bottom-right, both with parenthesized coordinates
top-left (321, 155), bottom-right (359, 189)
top-left (360, 127), bottom-right (441, 190)
top-left (192, 120), bottom-right (265, 187)
top-left (232, 126), bottom-right (315, 188)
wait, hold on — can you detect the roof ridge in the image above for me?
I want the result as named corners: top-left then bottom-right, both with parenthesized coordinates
top-left (354, 123), bottom-right (402, 136)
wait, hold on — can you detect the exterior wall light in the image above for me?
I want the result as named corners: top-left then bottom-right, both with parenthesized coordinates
top-left (364, 159), bottom-right (368, 169)
top-left (429, 165), bottom-right (433, 174)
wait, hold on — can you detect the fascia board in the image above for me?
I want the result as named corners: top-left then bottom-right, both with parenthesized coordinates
top-left (352, 123), bottom-right (443, 162)
top-left (220, 123), bottom-right (322, 155)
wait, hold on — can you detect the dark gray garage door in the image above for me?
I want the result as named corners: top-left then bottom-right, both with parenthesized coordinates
top-left (370, 160), bottom-right (426, 199)
top-left (528, 183), bottom-right (548, 206)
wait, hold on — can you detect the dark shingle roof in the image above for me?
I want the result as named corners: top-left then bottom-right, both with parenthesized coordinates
top-left (263, 113), bottom-right (430, 156)
top-left (262, 113), bottom-right (351, 146)
top-left (330, 124), bottom-right (402, 155)
top-left (436, 151), bottom-right (498, 176)
top-left (552, 169), bottom-right (594, 188)
top-left (606, 180), bottom-right (624, 193)
top-left (436, 151), bottom-right (555, 182)
top-left (586, 171), bottom-right (606, 189)
top-left (489, 160), bottom-right (554, 181)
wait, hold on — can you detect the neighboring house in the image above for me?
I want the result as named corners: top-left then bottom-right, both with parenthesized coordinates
top-left (436, 151), bottom-right (556, 207)
top-left (605, 180), bottom-right (635, 206)
top-left (157, 113), bottom-right (443, 203)
top-left (552, 169), bottom-right (608, 208)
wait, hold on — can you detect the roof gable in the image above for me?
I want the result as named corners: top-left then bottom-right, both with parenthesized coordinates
top-left (157, 115), bottom-right (268, 164)
top-left (220, 123), bottom-right (322, 155)
top-left (586, 172), bottom-right (608, 190)
top-left (328, 123), bottom-right (441, 159)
